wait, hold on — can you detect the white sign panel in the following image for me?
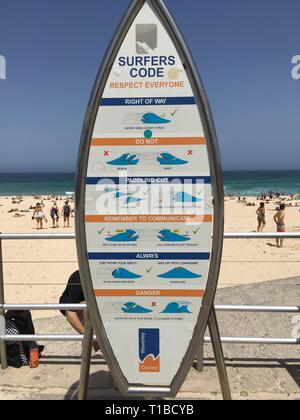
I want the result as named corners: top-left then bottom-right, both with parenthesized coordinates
top-left (76, 0), bottom-right (223, 396)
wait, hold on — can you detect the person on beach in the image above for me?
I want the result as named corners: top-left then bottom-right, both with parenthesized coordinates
top-left (33, 203), bottom-right (46, 230)
top-left (50, 202), bottom-right (59, 228)
top-left (59, 271), bottom-right (99, 351)
top-left (62, 200), bottom-right (71, 228)
top-left (274, 203), bottom-right (286, 248)
top-left (256, 202), bottom-right (266, 232)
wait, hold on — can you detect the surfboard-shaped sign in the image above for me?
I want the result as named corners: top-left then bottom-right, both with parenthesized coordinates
top-left (76, 0), bottom-right (223, 398)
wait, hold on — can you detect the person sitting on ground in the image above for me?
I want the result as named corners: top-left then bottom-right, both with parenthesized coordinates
top-left (59, 271), bottom-right (99, 351)
top-left (256, 202), bottom-right (266, 232)
top-left (274, 203), bottom-right (286, 248)
top-left (13, 210), bottom-right (24, 218)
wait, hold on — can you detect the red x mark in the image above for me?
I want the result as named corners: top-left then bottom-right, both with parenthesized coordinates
top-left (188, 150), bottom-right (193, 155)
top-left (104, 150), bottom-right (109, 156)
top-left (151, 302), bottom-right (157, 307)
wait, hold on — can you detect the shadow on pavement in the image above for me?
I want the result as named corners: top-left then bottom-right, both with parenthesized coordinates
top-left (64, 371), bottom-right (146, 400)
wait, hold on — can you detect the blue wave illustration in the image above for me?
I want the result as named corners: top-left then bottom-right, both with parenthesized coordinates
top-left (125, 196), bottom-right (142, 204)
top-left (122, 302), bottom-right (152, 313)
top-left (157, 153), bottom-right (188, 166)
top-left (158, 267), bottom-right (202, 279)
top-left (158, 229), bottom-right (190, 242)
top-left (105, 230), bottom-right (139, 242)
top-left (113, 191), bottom-right (128, 199)
top-left (142, 113), bottom-right (171, 124)
top-left (112, 268), bottom-right (142, 279)
top-left (107, 153), bottom-right (139, 166)
top-left (108, 192), bottom-right (142, 204)
top-left (104, 187), bottom-right (118, 193)
top-left (162, 302), bottom-right (192, 314)
top-left (175, 192), bottom-right (202, 203)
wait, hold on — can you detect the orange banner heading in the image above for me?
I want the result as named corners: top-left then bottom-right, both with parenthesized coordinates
top-left (94, 289), bottom-right (205, 297)
top-left (85, 214), bottom-right (212, 223)
top-left (91, 137), bottom-right (205, 146)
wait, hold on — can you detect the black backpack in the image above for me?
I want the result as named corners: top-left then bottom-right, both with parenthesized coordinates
top-left (5, 310), bottom-right (44, 368)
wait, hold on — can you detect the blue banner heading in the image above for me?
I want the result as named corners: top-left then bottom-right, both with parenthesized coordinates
top-left (86, 176), bottom-right (211, 185)
top-left (100, 97), bottom-right (196, 106)
top-left (88, 252), bottom-right (210, 260)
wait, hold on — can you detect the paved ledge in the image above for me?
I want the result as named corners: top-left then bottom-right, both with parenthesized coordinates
top-left (1, 277), bottom-right (299, 400)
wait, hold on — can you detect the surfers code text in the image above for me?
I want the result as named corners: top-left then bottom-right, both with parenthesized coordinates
top-left (291, 55), bottom-right (300, 80)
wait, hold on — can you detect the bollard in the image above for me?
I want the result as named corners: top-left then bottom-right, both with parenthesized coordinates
top-left (196, 339), bottom-right (204, 372)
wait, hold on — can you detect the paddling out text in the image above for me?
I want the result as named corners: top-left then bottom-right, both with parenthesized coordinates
top-left (0, 54), bottom-right (6, 80)
top-left (292, 55), bottom-right (300, 80)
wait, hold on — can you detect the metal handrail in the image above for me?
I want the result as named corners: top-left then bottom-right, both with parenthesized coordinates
top-left (0, 232), bottom-right (299, 372)
top-left (1, 303), bottom-right (299, 313)
top-left (0, 303), bottom-right (298, 347)
top-left (0, 233), bottom-right (75, 240)
top-left (0, 335), bottom-right (298, 345)
top-left (1, 232), bottom-right (300, 240)
top-left (224, 232), bottom-right (300, 239)
top-left (1, 304), bottom-right (87, 311)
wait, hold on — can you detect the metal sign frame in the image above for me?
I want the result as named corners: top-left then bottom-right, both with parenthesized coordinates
top-left (75, 0), bottom-right (228, 399)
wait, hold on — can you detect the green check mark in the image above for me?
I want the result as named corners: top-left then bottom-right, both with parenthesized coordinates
top-left (171, 109), bottom-right (178, 117)
top-left (193, 227), bottom-right (201, 235)
top-left (146, 267), bottom-right (154, 274)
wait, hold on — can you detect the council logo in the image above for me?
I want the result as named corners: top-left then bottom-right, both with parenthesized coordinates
top-left (139, 328), bottom-right (160, 372)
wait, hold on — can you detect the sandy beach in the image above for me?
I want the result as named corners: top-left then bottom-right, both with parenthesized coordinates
top-left (0, 194), bottom-right (299, 319)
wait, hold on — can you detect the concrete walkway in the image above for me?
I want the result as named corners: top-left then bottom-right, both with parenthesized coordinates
top-left (0, 277), bottom-right (299, 400)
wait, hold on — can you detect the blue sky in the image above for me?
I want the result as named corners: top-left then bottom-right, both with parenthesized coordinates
top-left (0, 0), bottom-right (299, 172)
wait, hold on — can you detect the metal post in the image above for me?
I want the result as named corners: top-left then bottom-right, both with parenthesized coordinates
top-left (196, 339), bottom-right (204, 372)
top-left (78, 316), bottom-right (93, 400)
top-left (208, 307), bottom-right (232, 400)
top-left (0, 235), bottom-right (8, 370)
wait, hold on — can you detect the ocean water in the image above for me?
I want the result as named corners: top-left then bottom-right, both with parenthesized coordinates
top-left (0, 173), bottom-right (75, 196)
top-left (224, 170), bottom-right (300, 196)
top-left (0, 171), bottom-right (300, 196)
